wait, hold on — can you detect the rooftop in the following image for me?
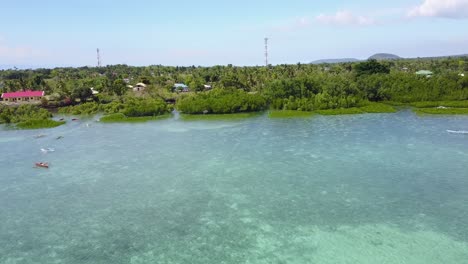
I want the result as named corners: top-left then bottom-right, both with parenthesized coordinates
top-left (1, 90), bottom-right (44, 99)
top-left (174, 83), bottom-right (188, 88)
top-left (416, 70), bottom-right (433, 75)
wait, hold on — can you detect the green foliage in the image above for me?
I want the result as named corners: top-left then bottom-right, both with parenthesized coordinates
top-left (0, 104), bottom-right (63, 129)
top-left (268, 110), bottom-right (314, 118)
top-left (410, 100), bottom-right (468, 108)
top-left (316, 108), bottom-right (365, 115)
top-left (1, 57), bottom-right (468, 116)
top-left (71, 86), bottom-right (93, 102)
top-left (100, 101), bottom-right (126, 114)
top-left (414, 108), bottom-right (468, 115)
top-left (186, 76), bottom-right (205, 92)
top-left (58, 102), bottom-right (101, 115)
top-left (265, 74), bottom-right (363, 111)
top-left (111, 79), bottom-right (128, 96)
top-left (176, 89), bottom-right (266, 114)
top-left (359, 102), bottom-right (397, 113)
top-left (95, 93), bottom-right (116, 104)
top-left (16, 119), bottom-right (65, 129)
top-left (381, 101), bottom-right (407, 106)
top-left (0, 105), bottom-right (52, 124)
top-left (121, 97), bottom-right (169, 117)
top-left (180, 112), bottom-right (260, 121)
top-left (99, 113), bottom-right (126, 121)
top-left (57, 97), bottom-right (170, 117)
top-left (354, 59), bottom-right (390, 77)
top-left (100, 113), bottom-right (170, 123)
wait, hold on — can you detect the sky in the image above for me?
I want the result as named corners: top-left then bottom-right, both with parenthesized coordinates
top-left (1, 0), bottom-right (468, 67)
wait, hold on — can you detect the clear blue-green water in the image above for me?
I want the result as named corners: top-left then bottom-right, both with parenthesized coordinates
top-left (1, 111), bottom-right (468, 264)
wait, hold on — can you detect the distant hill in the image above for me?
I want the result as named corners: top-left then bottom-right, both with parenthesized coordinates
top-left (411, 54), bottom-right (468, 60)
top-left (368, 53), bottom-right (401, 60)
top-left (310, 53), bottom-right (467, 65)
top-left (310, 58), bottom-right (360, 64)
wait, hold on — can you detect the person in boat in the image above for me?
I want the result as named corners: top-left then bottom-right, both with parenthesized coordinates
top-left (35, 162), bottom-right (49, 168)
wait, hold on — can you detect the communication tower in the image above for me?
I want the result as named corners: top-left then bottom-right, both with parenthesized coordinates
top-left (97, 48), bottom-right (102, 67)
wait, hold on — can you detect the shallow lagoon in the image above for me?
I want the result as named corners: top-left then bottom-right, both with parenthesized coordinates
top-left (1, 111), bottom-right (468, 263)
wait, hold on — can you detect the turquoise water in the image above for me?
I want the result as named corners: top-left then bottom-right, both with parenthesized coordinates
top-left (1, 111), bottom-right (468, 263)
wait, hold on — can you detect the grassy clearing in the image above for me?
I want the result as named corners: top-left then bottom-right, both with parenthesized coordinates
top-left (268, 110), bottom-right (315, 118)
top-left (414, 108), bottom-right (468, 115)
top-left (411, 101), bottom-right (468, 108)
top-left (316, 108), bottom-right (365, 115)
top-left (100, 113), bottom-right (170, 123)
top-left (380, 101), bottom-right (408, 106)
top-left (313, 103), bottom-right (396, 116)
top-left (180, 112), bottom-right (260, 121)
top-left (16, 119), bottom-right (66, 129)
top-left (360, 103), bottom-right (397, 113)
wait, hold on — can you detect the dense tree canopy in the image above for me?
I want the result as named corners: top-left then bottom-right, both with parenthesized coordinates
top-left (354, 59), bottom-right (390, 77)
top-left (1, 56), bottom-right (467, 116)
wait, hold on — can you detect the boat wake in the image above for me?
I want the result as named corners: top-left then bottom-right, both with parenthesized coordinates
top-left (41, 148), bottom-right (56, 153)
top-left (447, 130), bottom-right (468, 134)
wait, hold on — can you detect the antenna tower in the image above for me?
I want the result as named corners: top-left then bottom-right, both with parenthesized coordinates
top-left (97, 48), bottom-right (102, 67)
top-left (264, 38), bottom-right (269, 66)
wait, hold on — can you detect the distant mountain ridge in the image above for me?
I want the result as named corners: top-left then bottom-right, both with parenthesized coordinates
top-left (311, 53), bottom-right (468, 65)
top-left (368, 53), bottom-right (401, 60)
top-left (415, 54), bottom-right (468, 60)
top-left (310, 58), bottom-right (359, 64)
top-left (310, 53), bottom-right (402, 65)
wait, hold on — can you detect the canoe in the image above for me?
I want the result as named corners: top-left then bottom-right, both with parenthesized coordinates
top-left (35, 162), bottom-right (49, 168)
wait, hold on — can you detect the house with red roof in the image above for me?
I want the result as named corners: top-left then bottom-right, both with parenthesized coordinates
top-left (1, 90), bottom-right (45, 103)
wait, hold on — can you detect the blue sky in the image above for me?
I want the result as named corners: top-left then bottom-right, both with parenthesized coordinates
top-left (1, 0), bottom-right (468, 67)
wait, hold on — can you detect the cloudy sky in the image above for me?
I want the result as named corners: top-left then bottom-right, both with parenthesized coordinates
top-left (1, 0), bottom-right (468, 67)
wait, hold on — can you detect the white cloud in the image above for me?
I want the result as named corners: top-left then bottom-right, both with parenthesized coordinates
top-left (316, 11), bottom-right (375, 26)
top-left (408, 0), bottom-right (468, 18)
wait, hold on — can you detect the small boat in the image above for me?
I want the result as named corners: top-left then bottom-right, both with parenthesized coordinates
top-left (56, 136), bottom-right (64, 140)
top-left (34, 134), bottom-right (47, 139)
top-left (72, 118), bottom-right (79, 121)
top-left (59, 118), bottom-right (65, 121)
top-left (35, 162), bottom-right (49, 168)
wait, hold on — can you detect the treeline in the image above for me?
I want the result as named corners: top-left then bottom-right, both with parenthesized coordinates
top-left (58, 97), bottom-right (171, 117)
top-left (176, 88), bottom-right (266, 114)
top-left (0, 104), bottom-right (64, 128)
top-left (0, 104), bottom-right (51, 123)
top-left (1, 57), bottom-right (466, 92)
top-left (0, 56), bottom-right (467, 116)
top-left (265, 71), bottom-right (468, 111)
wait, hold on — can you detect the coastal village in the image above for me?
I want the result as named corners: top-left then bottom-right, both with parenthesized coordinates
top-left (0, 67), bottom-right (448, 106)
top-left (0, 82), bottom-right (208, 105)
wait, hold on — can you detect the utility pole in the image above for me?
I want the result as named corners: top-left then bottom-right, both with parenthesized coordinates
top-left (97, 48), bottom-right (102, 67)
top-left (264, 38), bottom-right (269, 66)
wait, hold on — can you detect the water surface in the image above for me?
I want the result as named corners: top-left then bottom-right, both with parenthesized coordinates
top-left (1, 111), bottom-right (468, 263)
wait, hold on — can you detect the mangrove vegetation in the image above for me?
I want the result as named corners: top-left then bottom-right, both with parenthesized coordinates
top-left (1, 56), bottom-right (468, 128)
